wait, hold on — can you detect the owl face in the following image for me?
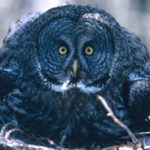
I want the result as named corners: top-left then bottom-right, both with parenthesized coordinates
top-left (37, 17), bottom-right (114, 93)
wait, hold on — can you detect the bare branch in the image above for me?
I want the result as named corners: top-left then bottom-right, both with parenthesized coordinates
top-left (97, 95), bottom-right (141, 147)
top-left (0, 137), bottom-right (56, 150)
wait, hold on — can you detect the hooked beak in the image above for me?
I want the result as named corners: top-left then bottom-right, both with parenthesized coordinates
top-left (71, 60), bottom-right (78, 77)
top-left (69, 59), bottom-right (82, 85)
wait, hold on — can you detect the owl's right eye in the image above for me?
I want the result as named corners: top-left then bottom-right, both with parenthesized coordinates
top-left (58, 46), bottom-right (68, 55)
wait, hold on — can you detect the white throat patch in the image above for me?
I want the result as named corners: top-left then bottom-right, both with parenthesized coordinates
top-left (51, 80), bottom-right (101, 93)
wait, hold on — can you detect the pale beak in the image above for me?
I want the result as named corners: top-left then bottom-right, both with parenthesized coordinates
top-left (72, 60), bottom-right (78, 77)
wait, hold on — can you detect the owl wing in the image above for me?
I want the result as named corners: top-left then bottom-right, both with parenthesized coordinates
top-left (0, 12), bottom-right (41, 98)
top-left (0, 48), bottom-right (19, 99)
top-left (118, 28), bottom-right (150, 125)
top-left (3, 12), bottom-right (41, 46)
top-left (127, 68), bottom-right (150, 125)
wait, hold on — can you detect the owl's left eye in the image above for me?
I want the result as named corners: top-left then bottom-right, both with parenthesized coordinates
top-left (84, 46), bottom-right (94, 56)
top-left (58, 46), bottom-right (68, 55)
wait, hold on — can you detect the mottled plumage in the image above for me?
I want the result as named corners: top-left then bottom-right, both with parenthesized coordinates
top-left (0, 5), bottom-right (150, 148)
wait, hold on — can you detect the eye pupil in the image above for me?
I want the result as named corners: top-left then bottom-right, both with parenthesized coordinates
top-left (61, 48), bottom-right (65, 52)
top-left (87, 48), bottom-right (91, 52)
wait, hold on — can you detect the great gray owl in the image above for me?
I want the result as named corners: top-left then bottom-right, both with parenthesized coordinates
top-left (0, 5), bottom-right (150, 148)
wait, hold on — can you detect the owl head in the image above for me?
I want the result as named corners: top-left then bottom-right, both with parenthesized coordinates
top-left (3, 5), bottom-right (149, 93)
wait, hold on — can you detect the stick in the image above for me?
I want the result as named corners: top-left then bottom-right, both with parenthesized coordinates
top-left (97, 95), bottom-right (141, 147)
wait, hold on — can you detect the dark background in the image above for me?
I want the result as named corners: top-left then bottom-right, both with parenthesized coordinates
top-left (0, 0), bottom-right (150, 50)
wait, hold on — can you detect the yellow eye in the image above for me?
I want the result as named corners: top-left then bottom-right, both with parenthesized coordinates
top-left (85, 46), bottom-right (94, 55)
top-left (58, 46), bottom-right (68, 55)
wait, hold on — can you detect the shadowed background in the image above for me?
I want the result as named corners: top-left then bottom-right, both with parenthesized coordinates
top-left (0, 0), bottom-right (150, 50)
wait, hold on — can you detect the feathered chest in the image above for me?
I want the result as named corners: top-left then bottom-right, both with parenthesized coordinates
top-left (8, 85), bottom-right (130, 143)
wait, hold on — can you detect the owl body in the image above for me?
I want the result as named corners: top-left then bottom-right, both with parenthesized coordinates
top-left (0, 5), bottom-right (150, 148)
top-left (3, 79), bottom-right (130, 147)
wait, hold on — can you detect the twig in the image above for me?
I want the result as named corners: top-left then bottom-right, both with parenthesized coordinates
top-left (4, 128), bottom-right (22, 139)
top-left (101, 145), bottom-right (143, 150)
top-left (121, 131), bottom-right (150, 140)
top-left (97, 95), bottom-right (141, 147)
top-left (59, 135), bottom-right (67, 147)
top-left (0, 136), bottom-right (58, 150)
top-left (135, 132), bottom-right (150, 136)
